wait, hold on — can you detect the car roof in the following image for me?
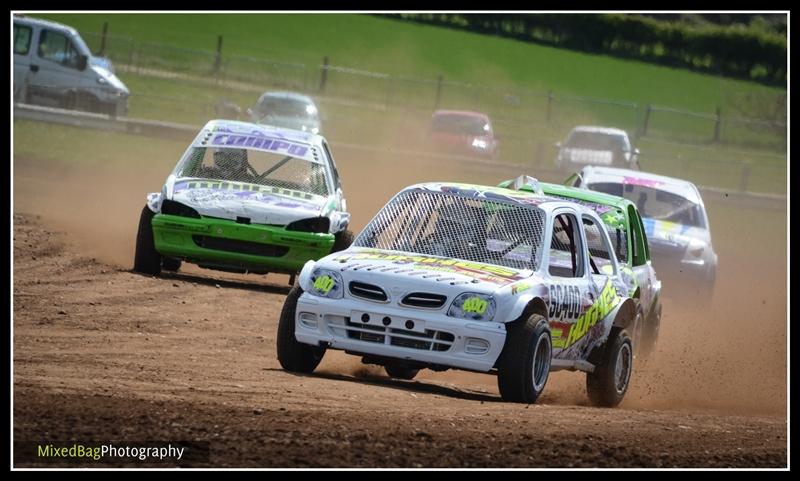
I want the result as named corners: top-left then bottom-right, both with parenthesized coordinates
top-left (402, 182), bottom-right (598, 214)
top-left (580, 166), bottom-right (702, 204)
top-left (569, 125), bottom-right (629, 137)
top-left (258, 91), bottom-right (316, 104)
top-left (14, 15), bottom-right (78, 35)
top-left (432, 110), bottom-right (490, 120)
top-left (197, 119), bottom-right (324, 163)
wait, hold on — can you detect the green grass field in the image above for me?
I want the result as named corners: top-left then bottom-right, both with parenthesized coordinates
top-left (38, 13), bottom-right (785, 116)
top-left (22, 13), bottom-right (786, 194)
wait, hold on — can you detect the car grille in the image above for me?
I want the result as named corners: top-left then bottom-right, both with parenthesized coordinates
top-left (400, 292), bottom-right (447, 309)
top-left (348, 281), bottom-right (388, 302)
top-left (344, 318), bottom-right (454, 352)
top-left (192, 235), bottom-right (289, 257)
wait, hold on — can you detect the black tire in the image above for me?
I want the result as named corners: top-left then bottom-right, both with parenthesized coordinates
top-left (277, 285), bottom-right (325, 373)
top-left (133, 206), bottom-right (162, 275)
top-left (332, 229), bottom-right (354, 253)
top-left (497, 314), bottom-right (552, 404)
top-left (586, 328), bottom-right (633, 408)
top-left (162, 257), bottom-right (182, 272)
top-left (384, 364), bottom-right (419, 380)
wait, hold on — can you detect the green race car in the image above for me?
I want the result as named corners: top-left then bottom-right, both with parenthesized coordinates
top-left (134, 119), bottom-right (352, 281)
top-left (499, 175), bottom-right (662, 356)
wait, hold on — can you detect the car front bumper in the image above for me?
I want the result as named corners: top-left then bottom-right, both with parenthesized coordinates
top-left (152, 214), bottom-right (334, 274)
top-left (294, 293), bottom-right (507, 372)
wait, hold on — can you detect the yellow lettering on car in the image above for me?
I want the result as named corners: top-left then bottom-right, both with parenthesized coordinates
top-left (564, 280), bottom-right (620, 349)
top-left (313, 275), bottom-right (335, 294)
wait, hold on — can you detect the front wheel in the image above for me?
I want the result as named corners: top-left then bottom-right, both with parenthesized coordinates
top-left (385, 364), bottom-right (419, 380)
top-left (586, 328), bottom-right (633, 408)
top-left (497, 314), bottom-right (552, 404)
top-left (133, 206), bottom-right (162, 275)
top-left (332, 229), bottom-right (354, 253)
top-left (276, 285), bottom-right (326, 373)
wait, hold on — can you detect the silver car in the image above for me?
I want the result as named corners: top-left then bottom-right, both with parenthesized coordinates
top-left (248, 91), bottom-right (321, 134)
top-left (556, 126), bottom-right (640, 172)
top-left (568, 166), bottom-right (717, 303)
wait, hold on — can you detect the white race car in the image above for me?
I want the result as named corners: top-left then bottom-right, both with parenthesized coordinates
top-left (568, 166), bottom-right (717, 302)
top-left (277, 183), bottom-right (645, 406)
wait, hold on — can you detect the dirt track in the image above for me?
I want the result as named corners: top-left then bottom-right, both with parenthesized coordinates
top-left (12, 124), bottom-right (788, 468)
top-left (11, 213), bottom-right (787, 467)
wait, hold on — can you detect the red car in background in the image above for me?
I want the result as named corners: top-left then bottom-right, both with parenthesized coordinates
top-left (426, 110), bottom-right (499, 160)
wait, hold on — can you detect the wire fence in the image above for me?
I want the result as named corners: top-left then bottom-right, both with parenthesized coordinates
top-left (59, 31), bottom-right (789, 195)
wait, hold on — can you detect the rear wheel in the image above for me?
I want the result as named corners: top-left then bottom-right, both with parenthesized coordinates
top-left (332, 229), bottom-right (354, 253)
top-left (162, 257), bottom-right (182, 272)
top-left (277, 285), bottom-right (326, 373)
top-left (586, 328), bottom-right (633, 408)
top-left (384, 364), bottom-right (419, 380)
top-left (497, 314), bottom-right (552, 404)
top-left (133, 206), bottom-right (162, 275)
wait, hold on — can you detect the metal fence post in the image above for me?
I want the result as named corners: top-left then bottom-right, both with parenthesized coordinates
top-left (434, 75), bottom-right (443, 109)
top-left (740, 164), bottom-right (752, 192)
top-left (546, 90), bottom-right (554, 122)
top-left (213, 35), bottom-right (223, 75)
top-left (99, 22), bottom-right (108, 56)
top-left (642, 104), bottom-right (652, 137)
top-left (319, 56), bottom-right (329, 93)
top-left (713, 107), bottom-right (722, 143)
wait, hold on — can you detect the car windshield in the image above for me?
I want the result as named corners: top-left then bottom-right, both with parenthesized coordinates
top-left (254, 96), bottom-right (316, 119)
top-left (172, 146), bottom-right (330, 197)
top-left (355, 189), bottom-right (545, 271)
top-left (565, 131), bottom-right (629, 151)
top-left (588, 182), bottom-right (706, 228)
top-left (431, 114), bottom-right (491, 136)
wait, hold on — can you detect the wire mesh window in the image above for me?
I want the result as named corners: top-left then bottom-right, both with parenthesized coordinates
top-left (548, 213), bottom-right (584, 278)
top-left (582, 217), bottom-right (615, 275)
top-left (173, 147), bottom-right (330, 197)
top-left (354, 189), bottom-right (546, 271)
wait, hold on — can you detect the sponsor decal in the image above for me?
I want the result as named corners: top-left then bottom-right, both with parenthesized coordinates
top-left (210, 133), bottom-right (309, 157)
top-left (174, 180), bottom-right (318, 202)
top-left (623, 176), bottom-right (662, 188)
top-left (562, 279), bottom-right (620, 350)
top-left (511, 282), bottom-right (532, 295)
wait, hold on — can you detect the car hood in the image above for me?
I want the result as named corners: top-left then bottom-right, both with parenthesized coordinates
top-left (90, 65), bottom-right (128, 94)
top-left (315, 247), bottom-right (533, 297)
top-left (253, 114), bottom-right (320, 133)
top-left (169, 179), bottom-right (329, 226)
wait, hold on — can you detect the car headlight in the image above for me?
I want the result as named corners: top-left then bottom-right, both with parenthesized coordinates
top-left (448, 293), bottom-right (496, 322)
top-left (687, 238), bottom-right (706, 258)
top-left (472, 138), bottom-right (488, 149)
top-left (311, 127), bottom-right (319, 135)
top-left (307, 268), bottom-right (344, 299)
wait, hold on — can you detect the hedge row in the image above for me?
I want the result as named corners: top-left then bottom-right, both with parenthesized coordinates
top-left (386, 14), bottom-right (787, 86)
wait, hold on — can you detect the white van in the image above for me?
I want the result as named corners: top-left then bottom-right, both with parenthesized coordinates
top-left (13, 15), bottom-right (130, 117)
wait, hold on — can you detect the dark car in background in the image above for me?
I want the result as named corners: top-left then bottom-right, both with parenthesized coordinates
top-left (426, 110), bottom-right (499, 160)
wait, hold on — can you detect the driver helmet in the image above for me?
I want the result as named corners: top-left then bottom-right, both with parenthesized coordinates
top-left (213, 148), bottom-right (248, 177)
